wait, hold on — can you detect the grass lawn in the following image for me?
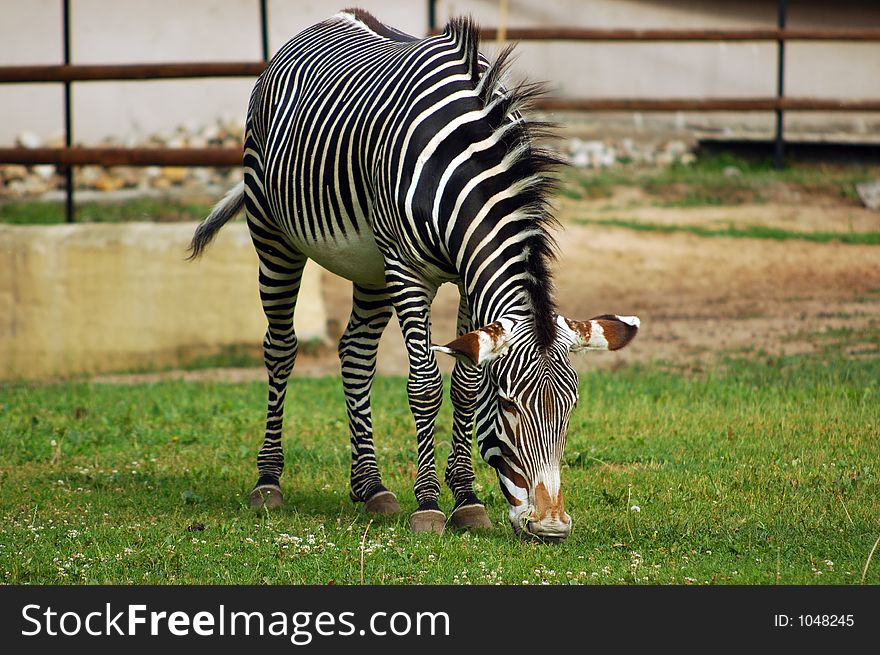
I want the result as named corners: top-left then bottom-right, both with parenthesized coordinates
top-left (575, 217), bottom-right (880, 246)
top-left (1, 351), bottom-right (877, 585)
top-left (559, 152), bottom-right (879, 206)
top-left (3, 154), bottom-right (879, 225)
top-left (0, 197), bottom-right (214, 225)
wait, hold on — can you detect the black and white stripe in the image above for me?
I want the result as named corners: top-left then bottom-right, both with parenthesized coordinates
top-left (190, 10), bottom-right (638, 538)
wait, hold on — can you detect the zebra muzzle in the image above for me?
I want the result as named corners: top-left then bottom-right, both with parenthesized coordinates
top-left (514, 481), bottom-right (572, 540)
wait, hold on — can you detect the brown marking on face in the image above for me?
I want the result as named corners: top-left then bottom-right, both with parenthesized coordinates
top-left (495, 458), bottom-right (528, 507)
top-left (533, 481), bottom-right (567, 522)
top-left (499, 404), bottom-right (523, 449)
top-left (591, 315), bottom-right (639, 351)
top-left (498, 483), bottom-right (523, 507)
top-left (502, 415), bottom-right (516, 442)
top-left (496, 434), bottom-right (520, 463)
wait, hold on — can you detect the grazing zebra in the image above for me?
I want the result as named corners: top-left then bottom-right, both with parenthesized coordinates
top-left (189, 9), bottom-right (639, 540)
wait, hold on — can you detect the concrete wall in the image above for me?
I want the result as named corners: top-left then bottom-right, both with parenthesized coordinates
top-left (1, 0), bottom-right (878, 144)
top-left (0, 222), bottom-right (326, 380)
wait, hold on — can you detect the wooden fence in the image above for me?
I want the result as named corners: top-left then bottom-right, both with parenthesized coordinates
top-left (1, 0), bottom-right (878, 221)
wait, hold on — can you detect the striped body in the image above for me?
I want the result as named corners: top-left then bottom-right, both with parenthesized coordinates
top-left (190, 10), bottom-right (639, 539)
top-left (250, 13), bottom-right (522, 293)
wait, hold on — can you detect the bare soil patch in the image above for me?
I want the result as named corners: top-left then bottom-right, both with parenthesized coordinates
top-left (309, 195), bottom-right (880, 377)
top-left (562, 194), bottom-right (880, 234)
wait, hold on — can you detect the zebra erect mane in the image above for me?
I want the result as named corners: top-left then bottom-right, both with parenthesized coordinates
top-left (445, 17), bottom-right (564, 351)
top-left (342, 8), bottom-right (418, 43)
top-left (340, 10), bottom-right (563, 350)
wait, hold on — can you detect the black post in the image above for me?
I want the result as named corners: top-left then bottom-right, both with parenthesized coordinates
top-left (62, 0), bottom-right (74, 222)
top-left (428, 0), bottom-right (436, 33)
top-left (260, 0), bottom-right (269, 61)
top-left (773, 0), bottom-right (787, 169)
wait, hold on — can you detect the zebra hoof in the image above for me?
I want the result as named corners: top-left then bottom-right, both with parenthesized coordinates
top-left (364, 490), bottom-right (401, 514)
top-left (450, 503), bottom-right (492, 530)
top-left (409, 509), bottom-right (446, 535)
top-left (250, 484), bottom-right (283, 510)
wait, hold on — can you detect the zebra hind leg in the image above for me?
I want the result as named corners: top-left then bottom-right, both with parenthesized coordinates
top-left (446, 293), bottom-right (492, 530)
top-left (339, 284), bottom-right (400, 515)
top-left (247, 225), bottom-right (308, 511)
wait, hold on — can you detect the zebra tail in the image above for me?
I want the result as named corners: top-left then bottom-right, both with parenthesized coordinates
top-left (187, 181), bottom-right (246, 260)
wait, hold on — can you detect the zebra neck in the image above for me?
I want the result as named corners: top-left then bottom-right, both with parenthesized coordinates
top-left (457, 233), bottom-right (558, 348)
top-left (462, 259), bottom-right (535, 330)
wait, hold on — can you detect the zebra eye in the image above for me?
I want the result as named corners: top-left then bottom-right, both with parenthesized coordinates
top-left (499, 397), bottom-right (517, 414)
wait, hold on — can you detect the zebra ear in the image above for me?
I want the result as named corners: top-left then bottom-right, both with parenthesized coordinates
top-left (558, 314), bottom-right (640, 353)
top-left (431, 319), bottom-right (515, 367)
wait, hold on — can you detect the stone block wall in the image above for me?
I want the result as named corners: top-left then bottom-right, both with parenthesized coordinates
top-left (0, 222), bottom-right (327, 380)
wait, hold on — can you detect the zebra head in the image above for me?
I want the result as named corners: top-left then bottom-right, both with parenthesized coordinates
top-left (434, 313), bottom-right (639, 540)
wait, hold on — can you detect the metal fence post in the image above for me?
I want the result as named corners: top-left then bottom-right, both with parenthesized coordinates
top-left (774, 0), bottom-right (787, 169)
top-left (2, 12), bottom-right (879, 179)
top-left (62, 0), bottom-right (74, 222)
top-left (259, 0), bottom-right (269, 61)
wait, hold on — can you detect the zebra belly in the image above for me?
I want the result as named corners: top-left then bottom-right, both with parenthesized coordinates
top-left (290, 231), bottom-right (388, 288)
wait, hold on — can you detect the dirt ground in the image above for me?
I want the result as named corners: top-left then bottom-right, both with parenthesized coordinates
top-left (321, 195), bottom-right (880, 376)
top-left (95, 187), bottom-right (879, 386)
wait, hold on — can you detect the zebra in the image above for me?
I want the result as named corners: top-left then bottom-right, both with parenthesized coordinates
top-left (189, 9), bottom-right (639, 540)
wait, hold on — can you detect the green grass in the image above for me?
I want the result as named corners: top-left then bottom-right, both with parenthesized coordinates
top-left (561, 153), bottom-right (880, 207)
top-left (576, 217), bottom-right (880, 246)
top-left (4, 155), bottom-right (877, 224)
top-left (0, 197), bottom-right (214, 225)
top-left (175, 344), bottom-right (265, 370)
top-left (790, 323), bottom-right (880, 357)
top-left (1, 351), bottom-right (878, 585)
top-left (115, 341), bottom-right (328, 375)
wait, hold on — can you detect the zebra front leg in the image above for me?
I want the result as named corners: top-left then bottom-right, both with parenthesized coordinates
top-left (248, 229), bottom-right (308, 510)
top-left (447, 363), bottom-right (492, 530)
top-left (387, 267), bottom-right (445, 534)
top-left (339, 283), bottom-right (400, 514)
top-left (446, 292), bottom-right (492, 529)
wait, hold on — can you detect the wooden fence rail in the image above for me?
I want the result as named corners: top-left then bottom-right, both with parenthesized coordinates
top-left (0, 62), bottom-right (266, 84)
top-left (2, 0), bottom-right (879, 220)
top-left (461, 27), bottom-right (880, 42)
